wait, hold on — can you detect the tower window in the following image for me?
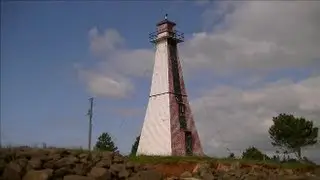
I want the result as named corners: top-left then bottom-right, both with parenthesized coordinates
top-left (179, 103), bottom-right (185, 116)
top-left (185, 131), bottom-right (193, 155)
top-left (175, 96), bottom-right (182, 103)
top-left (179, 116), bottom-right (187, 130)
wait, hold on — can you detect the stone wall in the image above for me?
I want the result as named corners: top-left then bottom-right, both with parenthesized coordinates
top-left (0, 147), bottom-right (162, 180)
top-left (1, 147), bottom-right (319, 180)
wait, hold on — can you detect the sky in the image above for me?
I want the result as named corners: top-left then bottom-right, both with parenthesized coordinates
top-left (1, 1), bottom-right (320, 162)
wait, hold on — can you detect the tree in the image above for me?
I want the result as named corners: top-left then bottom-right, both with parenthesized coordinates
top-left (94, 132), bottom-right (118, 152)
top-left (130, 135), bottom-right (140, 156)
top-left (242, 146), bottom-right (269, 160)
top-left (268, 113), bottom-right (318, 160)
top-left (228, 152), bottom-right (235, 159)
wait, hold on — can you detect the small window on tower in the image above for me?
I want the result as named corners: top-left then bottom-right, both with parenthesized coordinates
top-left (175, 96), bottom-right (180, 102)
top-left (179, 116), bottom-right (187, 130)
top-left (179, 103), bottom-right (185, 116)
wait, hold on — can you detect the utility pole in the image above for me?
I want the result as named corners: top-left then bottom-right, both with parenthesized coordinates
top-left (87, 97), bottom-right (94, 151)
top-left (0, 114), bottom-right (2, 148)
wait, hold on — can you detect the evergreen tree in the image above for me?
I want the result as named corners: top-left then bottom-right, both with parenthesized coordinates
top-left (228, 152), bottom-right (235, 159)
top-left (242, 146), bottom-right (269, 160)
top-left (130, 135), bottom-right (140, 156)
top-left (269, 113), bottom-right (318, 159)
top-left (94, 132), bottom-right (118, 152)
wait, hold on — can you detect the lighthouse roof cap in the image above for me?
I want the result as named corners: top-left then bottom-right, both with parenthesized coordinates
top-left (156, 19), bottom-right (176, 27)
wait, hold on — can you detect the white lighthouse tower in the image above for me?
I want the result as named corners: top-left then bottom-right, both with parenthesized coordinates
top-left (137, 15), bottom-right (204, 156)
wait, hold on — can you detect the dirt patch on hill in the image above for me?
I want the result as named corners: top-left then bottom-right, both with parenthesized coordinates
top-left (149, 161), bottom-right (320, 179)
top-left (152, 162), bottom-right (197, 177)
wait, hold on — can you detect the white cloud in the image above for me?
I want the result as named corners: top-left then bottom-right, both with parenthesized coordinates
top-left (77, 27), bottom-right (154, 99)
top-left (76, 1), bottom-right (320, 161)
top-left (185, 2), bottom-right (320, 161)
top-left (191, 75), bottom-right (320, 160)
top-left (79, 1), bottom-right (320, 98)
top-left (78, 69), bottom-right (134, 99)
top-left (180, 1), bottom-right (320, 75)
top-left (88, 27), bottom-right (125, 57)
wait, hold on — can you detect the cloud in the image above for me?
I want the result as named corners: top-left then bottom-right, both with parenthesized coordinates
top-left (77, 27), bottom-right (154, 99)
top-left (185, 1), bottom-right (320, 160)
top-left (76, 1), bottom-right (320, 161)
top-left (191, 75), bottom-right (320, 159)
top-left (180, 1), bottom-right (320, 75)
top-left (88, 27), bottom-right (125, 57)
top-left (79, 1), bottom-right (320, 98)
top-left (77, 69), bottom-right (134, 99)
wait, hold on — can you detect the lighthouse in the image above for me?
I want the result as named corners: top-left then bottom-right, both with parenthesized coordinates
top-left (137, 15), bottom-right (204, 156)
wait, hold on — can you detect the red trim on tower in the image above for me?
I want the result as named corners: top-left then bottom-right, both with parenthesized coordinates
top-left (167, 39), bottom-right (204, 156)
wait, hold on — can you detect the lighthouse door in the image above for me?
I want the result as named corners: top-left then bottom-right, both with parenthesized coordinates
top-left (185, 131), bottom-right (193, 155)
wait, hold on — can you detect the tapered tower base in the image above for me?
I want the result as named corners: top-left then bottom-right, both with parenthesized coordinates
top-left (137, 16), bottom-right (203, 156)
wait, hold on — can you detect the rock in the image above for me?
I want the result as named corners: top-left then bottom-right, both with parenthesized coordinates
top-left (89, 153), bottom-right (101, 165)
top-left (0, 159), bottom-right (6, 175)
top-left (16, 151), bottom-right (32, 160)
top-left (54, 156), bottom-right (79, 168)
top-left (230, 162), bottom-right (240, 170)
top-left (118, 168), bottom-right (130, 179)
top-left (54, 167), bottom-right (73, 178)
top-left (49, 153), bottom-right (61, 161)
top-left (87, 167), bottom-right (111, 180)
top-left (42, 160), bottom-right (55, 169)
top-left (283, 175), bottom-right (310, 180)
top-left (27, 158), bottom-right (42, 170)
top-left (126, 161), bottom-right (135, 169)
top-left (22, 169), bottom-right (53, 180)
top-left (95, 159), bottom-right (112, 168)
top-left (1, 147), bottom-right (319, 180)
top-left (216, 163), bottom-right (230, 172)
top-left (2, 161), bottom-right (22, 180)
top-left (314, 168), bottom-right (320, 177)
top-left (192, 162), bottom-right (211, 176)
top-left (110, 163), bottom-right (126, 175)
top-left (16, 158), bottom-right (28, 170)
top-left (201, 172), bottom-right (215, 180)
top-left (165, 176), bottom-right (180, 180)
top-left (100, 151), bottom-right (114, 159)
top-left (285, 169), bottom-right (294, 175)
top-left (78, 153), bottom-right (89, 160)
top-left (63, 175), bottom-right (95, 180)
top-left (112, 155), bottom-right (124, 164)
top-left (180, 171), bottom-right (193, 178)
top-left (73, 163), bottom-right (89, 176)
top-left (59, 150), bottom-right (71, 158)
top-left (133, 163), bottom-right (143, 172)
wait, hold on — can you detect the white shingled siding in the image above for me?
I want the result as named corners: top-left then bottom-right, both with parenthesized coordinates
top-left (137, 94), bottom-right (171, 155)
top-left (149, 40), bottom-right (169, 95)
top-left (137, 40), bottom-right (172, 156)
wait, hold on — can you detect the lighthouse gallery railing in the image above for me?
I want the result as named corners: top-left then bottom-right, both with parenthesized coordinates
top-left (149, 30), bottom-right (184, 43)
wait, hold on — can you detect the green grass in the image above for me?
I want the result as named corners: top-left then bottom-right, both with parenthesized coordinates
top-left (1, 146), bottom-right (318, 170)
top-left (128, 155), bottom-right (213, 164)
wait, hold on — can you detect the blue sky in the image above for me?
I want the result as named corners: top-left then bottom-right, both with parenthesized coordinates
top-left (1, 1), bottom-right (209, 152)
top-left (1, 1), bottom-right (320, 160)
